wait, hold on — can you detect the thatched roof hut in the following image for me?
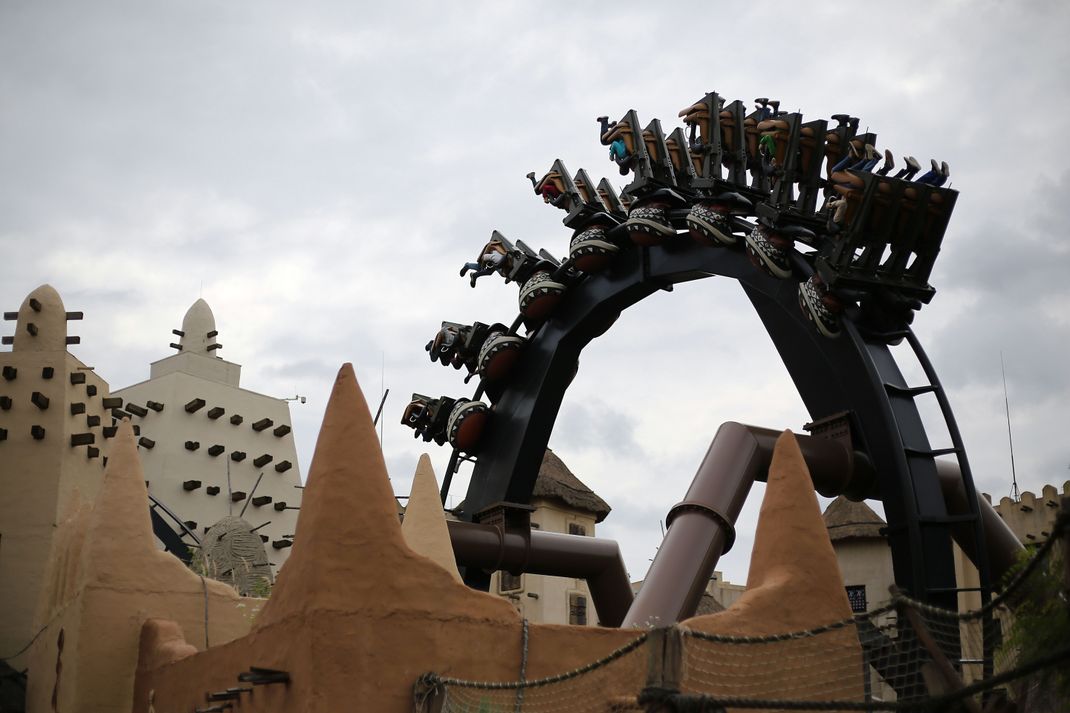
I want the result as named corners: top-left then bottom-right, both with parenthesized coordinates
top-left (532, 449), bottom-right (611, 523)
top-left (822, 495), bottom-right (886, 542)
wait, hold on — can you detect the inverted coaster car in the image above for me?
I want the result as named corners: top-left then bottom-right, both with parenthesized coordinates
top-left (446, 399), bottom-right (489, 452)
top-left (519, 270), bottom-right (566, 322)
top-left (477, 330), bottom-right (525, 383)
top-left (568, 223), bottom-right (620, 272)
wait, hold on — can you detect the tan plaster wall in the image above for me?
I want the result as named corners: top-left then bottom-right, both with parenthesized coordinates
top-left (706, 571), bottom-right (746, 609)
top-left (833, 538), bottom-right (896, 611)
top-left (23, 420), bottom-right (256, 713)
top-left (133, 387), bottom-right (866, 712)
top-left (0, 285), bottom-right (112, 671)
top-left (133, 365), bottom-right (646, 712)
top-left (993, 482), bottom-right (1069, 544)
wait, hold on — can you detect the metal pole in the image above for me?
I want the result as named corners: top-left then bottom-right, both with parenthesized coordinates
top-left (447, 521), bottom-right (633, 627)
top-left (622, 422), bottom-right (853, 628)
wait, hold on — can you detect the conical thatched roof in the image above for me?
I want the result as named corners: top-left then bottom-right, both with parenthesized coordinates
top-left (532, 449), bottom-right (611, 523)
top-left (822, 495), bottom-right (886, 542)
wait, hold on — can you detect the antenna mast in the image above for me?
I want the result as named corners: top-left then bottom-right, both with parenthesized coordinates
top-left (1001, 352), bottom-right (1020, 501)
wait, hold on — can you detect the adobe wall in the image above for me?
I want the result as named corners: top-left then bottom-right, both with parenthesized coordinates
top-left (0, 286), bottom-right (111, 672)
top-left (133, 372), bottom-right (860, 711)
top-left (994, 482), bottom-right (1070, 544)
top-left (23, 419), bottom-right (257, 713)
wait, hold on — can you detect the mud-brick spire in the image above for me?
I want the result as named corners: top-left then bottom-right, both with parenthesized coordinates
top-left (81, 420), bottom-right (158, 587)
top-left (255, 364), bottom-right (517, 629)
top-left (178, 299), bottom-right (218, 356)
top-left (687, 431), bottom-right (853, 635)
top-left (11, 284), bottom-right (67, 352)
top-left (401, 454), bottom-right (462, 582)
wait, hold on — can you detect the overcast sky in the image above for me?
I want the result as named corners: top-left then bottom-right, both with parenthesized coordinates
top-left (2, 1), bottom-right (1068, 586)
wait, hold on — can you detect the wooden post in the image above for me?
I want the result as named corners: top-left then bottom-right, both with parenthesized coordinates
top-left (641, 626), bottom-right (683, 712)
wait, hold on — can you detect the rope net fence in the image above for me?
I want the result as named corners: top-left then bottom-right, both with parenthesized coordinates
top-left (416, 508), bottom-right (1069, 712)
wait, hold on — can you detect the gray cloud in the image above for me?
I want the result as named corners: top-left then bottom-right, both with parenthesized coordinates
top-left (3, 0), bottom-right (1069, 587)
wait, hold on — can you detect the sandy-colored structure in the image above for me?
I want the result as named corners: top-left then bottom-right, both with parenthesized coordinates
top-left (23, 420), bottom-right (256, 712)
top-left (112, 299), bottom-right (303, 571)
top-left (401, 453), bottom-right (462, 582)
top-left (994, 482), bottom-right (1070, 545)
top-left (0, 286), bottom-right (113, 674)
top-left (824, 495), bottom-right (895, 615)
top-left (130, 366), bottom-right (861, 711)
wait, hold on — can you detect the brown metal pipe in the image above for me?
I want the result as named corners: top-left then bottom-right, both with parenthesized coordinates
top-left (622, 422), bottom-right (856, 628)
top-left (447, 520), bottom-right (634, 627)
top-left (934, 459), bottom-right (1024, 587)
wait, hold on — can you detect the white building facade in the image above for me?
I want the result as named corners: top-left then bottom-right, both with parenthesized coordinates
top-left (113, 299), bottom-right (303, 572)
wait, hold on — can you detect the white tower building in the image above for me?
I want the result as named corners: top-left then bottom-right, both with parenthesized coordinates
top-left (112, 299), bottom-right (303, 572)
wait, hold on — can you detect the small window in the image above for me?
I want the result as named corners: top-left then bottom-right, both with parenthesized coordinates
top-left (568, 522), bottom-right (587, 536)
top-left (569, 593), bottom-right (588, 625)
top-left (845, 584), bottom-right (867, 613)
top-left (500, 572), bottom-right (523, 593)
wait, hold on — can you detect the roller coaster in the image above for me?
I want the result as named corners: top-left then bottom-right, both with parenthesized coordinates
top-left (401, 91), bottom-right (1003, 631)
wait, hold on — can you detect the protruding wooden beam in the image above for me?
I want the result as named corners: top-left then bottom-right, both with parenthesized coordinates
top-left (111, 408), bottom-right (130, 420)
top-left (31, 392), bottom-right (49, 410)
top-left (207, 343), bottom-right (222, 351)
top-left (271, 540), bottom-right (293, 550)
top-left (26, 323), bottom-right (38, 336)
top-left (0, 396), bottom-right (12, 410)
top-left (272, 424), bottom-right (291, 437)
top-left (251, 418), bottom-right (272, 432)
top-left (229, 414), bottom-right (243, 425)
top-left (185, 398), bottom-right (206, 413)
top-left (253, 454), bottom-right (273, 468)
top-left (206, 486), bottom-right (220, 495)
top-left (146, 400), bottom-right (164, 411)
top-left (65, 336), bottom-right (80, 345)
top-left (231, 491), bottom-right (247, 502)
top-left (138, 437), bottom-right (155, 449)
top-left (87, 446), bottom-right (99, 459)
top-left (86, 384), bottom-right (97, 396)
top-left (70, 403), bottom-right (86, 415)
top-left (230, 451), bottom-right (246, 462)
top-left (126, 403), bottom-right (148, 417)
top-left (41, 366), bottom-right (54, 379)
top-left (1, 336), bottom-right (12, 345)
top-left (184, 441), bottom-right (200, 451)
top-left (172, 329), bottom-right (185, 337)
top-left (183, 480), bottom-right (202, 491)
top-left (70, 433), bottom-right (94, 447)
top-left (65, 312), bottom-right (83, 321)
top-left (86, 414), bottom-right (100, 427)
top-left (102, 426), bottom-right (117, 438)
top-left (207, 406), bottom-right (225, 419)
top-left (274, 460), bottom-right (292, 473)
top-left (70, 371), bottom-right (86, 385)
top-left (0, 428), bottom-right (7, 442)
top-left (208, 444), bottom-right (225, 457)
top-left (101, 396), bottom-right (122, 408)
top-left (251, 495), bottom-right (272, 507)
top-left (28, 298), bottom-right (41, 312)
top-left (169, 343), bottom-right (183, 351)
top-left (2, 312), bottom-right (16, 320)
top-left (206, 330), bottom-right (218, 338)
top-left (273, 501), bottom-right (288, 511)
top-left (2, 366), bottom-right (16, 381)
top-left (31, 425), bottom-right (45, 440)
